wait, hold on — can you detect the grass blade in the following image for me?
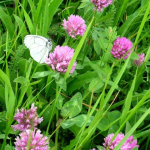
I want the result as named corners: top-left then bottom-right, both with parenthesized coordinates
top-left (114, 0), bottom-right (130, 26)
top-left (14, 15), bottom-right (28, 39)
top-left (114, 107), bottom-right (150, 150)
top-left (42, 0), bottom-right (63, 36)
top-left (0, 7), bottom-right (15, 38)
top-left (64, 16), bottom-right (95, 80)
top-left (134, 2), bottom-right (150, 46)
top-left (120, 69), bottom-right (137, 124)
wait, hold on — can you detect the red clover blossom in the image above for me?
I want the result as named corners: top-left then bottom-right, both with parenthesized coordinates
top-left (15, 129), bottom-right (49, 150)
top-left (134, 53), bottom-right (145, 66)
top-left (62, 15), bottom-right (86, 39)
top-left (91, 0), bottom-right (113, 12)
top-left (12, 103), bottom-right (43, 132)
top-left (45, 45), bottom-right (77, 73)
top-left (103, 133), bottom-right (139, 150)
top-left (111, 37), bottom-right (133, 60)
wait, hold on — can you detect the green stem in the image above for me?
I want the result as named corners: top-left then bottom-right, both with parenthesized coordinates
top-left (46, 83), bottom-right (61, 135)
top-left (55, 84), bottom-right (59, 148)
top-left (55, 110), bottom-right (59, 148)
top-left (81, 10), bottom-right (97, 64)
top-left (81, 37), bottom-right (89, 64)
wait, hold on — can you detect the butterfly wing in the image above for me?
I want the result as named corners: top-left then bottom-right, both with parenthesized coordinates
top-left (24, 35), bottom-right (52, 63)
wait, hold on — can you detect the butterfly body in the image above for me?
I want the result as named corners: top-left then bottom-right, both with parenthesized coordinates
top-left (47, 39), bottom-right (52, 48)
top-left (24, 35), bottom-right (52, 63)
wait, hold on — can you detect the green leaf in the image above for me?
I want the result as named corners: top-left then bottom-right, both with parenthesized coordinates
top-left (97, 146), bottom-right (105, 150)
top-left (120, 70), bottom-right (137, 124)
top-left (13, 76), bottom-right (28, 84)
top-left (98, 38), bottom-right (107, 51)
top-left (0, 55), bottom-right (5, 61)
top-left (0, 61), bottom-right (4, 64)
top-left (75, 64), bottom-right (84, 70)
top-left (114, 107), bottom-right (150, 150)
top-left (21, 4), bottom-right (34, 34)
top-left (97, 111), bottom-right (121, 131)
top-left (56, 76), bottom-right (67, 91)
top-left (14, 15), bottom-right (28, 38)
top-left (118, 11), bottom-right (139, 36)
top-left (42, 0), bottom-right (63, 36)
top-left (108, 125), bottom-right (119, 134)
top-left (130, 52), bottom-right (139, 60)
top-left (61, 119), bottom-right (74, 129)
top-left (34, 0), bottom-right (43, 24)
top-left (5, 144), bottom-right (14, 150)
top-left (0, 7), bottom-right (14, 38)
top-left (114, 0), bottom-right (130, 26)
top-left (64, 16), bottom-right (95, 80)
top-left (68, 71), bottom-right (97, 94)
top-left (93, 40), bottom-right (101, 55)
top-left (61, 114), bottom-right (94, 129)
top-left (0, 70), bottom-right (15, 119)
top-left (30, 79), bottom-right (42, 86)
top-left (0, 111), bottom-right (7, 132)
top-left (125, 121), bottom-right (132, 133)
top-left (134, 2), bottom-right (150, 46)
top-left (37, 94), bottom-right (48, 107)
top-left (101, 52), bottom-right (132, 108)
top-left (0, 85), bottom-right (5, 104)
top-left (118, 3), bottom-right (147, 37)
top-left (52, 71), bottom-right (60, 80)
top-left (78, 0), bottom-right (91, 9)
top-left (56, 95), bottom-right (64, 110)
top-left (89, 78), bottom-right (104, 92)
top-left (92, 30), bottom-right (98, 40)
top-left (40, 104), bottom-right (56, 128)
top-left (61, 93), bottom-right (82, 118)
top-left (0, 134), bottom-right (9, 139)
top-left (32, 71), bottom-right (52, 78)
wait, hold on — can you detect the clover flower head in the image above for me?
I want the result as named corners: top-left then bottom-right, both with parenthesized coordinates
top-left (111, 37), bottom-right (133, 60)
top-left (62, 15), bottom-right (86, 38)
top-left (134, 53), bottom-right (145, 66)
top-left (15, 129), bottom-right (49, 150)
top-left (45, 45), bottom-right (77, 73)
top-left (12, 103), bottom-right (43, 131)
top-left (103, 133), bottom-right (139, 150)
top-left (91, 0), bottom-right (113, 12)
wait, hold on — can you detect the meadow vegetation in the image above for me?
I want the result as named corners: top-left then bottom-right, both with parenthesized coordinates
top-left (0, 0), bottom-right (150, 149)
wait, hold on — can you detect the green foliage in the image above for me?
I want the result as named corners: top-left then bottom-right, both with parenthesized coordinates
top-left (32, 71), bottom-right (52, 78)
top-left (9, 44), bottom-right (26, 90)
top-left (61, 114), bottom-right (94, 129)
top-left (0, 0), bottom-right (150, 149)
top-left (68, 71), bottom-right (97, 94)
top-left (0, 7), bottom-right (14, 38)
top-left (61, 92), bottom-right (82, 118)
top-left (0, 111), bottom-right (7, 132)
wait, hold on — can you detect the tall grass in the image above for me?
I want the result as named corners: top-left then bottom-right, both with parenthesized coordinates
top-left (0, 0), bottom-right (150, 149)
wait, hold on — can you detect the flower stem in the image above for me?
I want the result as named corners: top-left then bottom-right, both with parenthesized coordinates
top-left (55, 84), bottom-right (59, 148)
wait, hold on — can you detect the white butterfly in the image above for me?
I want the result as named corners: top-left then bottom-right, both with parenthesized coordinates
top-left (24, 35), bottom-right (52, 64)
